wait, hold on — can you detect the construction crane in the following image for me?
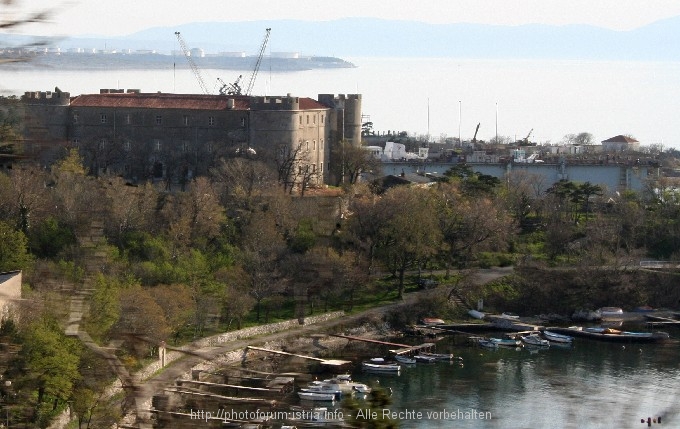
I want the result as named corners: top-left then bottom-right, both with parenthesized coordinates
top-left (217, 76), bottom-right (242, 95)
top-left (174, 31), bottom-right (211, 95)
top-left (472, 123), bottom-right (480, 145)
top-left (244, 28), bottom-right (271, 96)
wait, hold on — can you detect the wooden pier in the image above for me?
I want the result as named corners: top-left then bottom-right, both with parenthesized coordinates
top-left (246, 346), bottom-right (351, 367)
top-left (329, 333), bottom-right (436, 355)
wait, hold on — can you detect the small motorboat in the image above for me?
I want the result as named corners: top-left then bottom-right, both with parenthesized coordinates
top-left (521, 334), bottom-right (550, 347)
top-left (298, 391), bottom-right (336, 402)
top-left (490, 337), bottom-right (522, 347)
top-left (362, 359), bottom-right (401, 373)
top-left (414, 354), bottom-right (437, 363)
top-left (543, 331), bottom-right (574, 344)
top-left (394, 355), bottom-right (417, 364)
top-left (418, 352), bottom-right (463, 362)
top-left (477, 339), bottom-right (499, 349)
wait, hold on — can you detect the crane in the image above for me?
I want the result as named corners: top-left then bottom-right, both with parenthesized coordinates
top-left (472, 123), bottom-right (480, 144)
top-left (174, 31), bottom-right (211, 95)
top-left (217, 76), bottom-right (242, 95)
top-left (244, 28), bottom-right (271, 96)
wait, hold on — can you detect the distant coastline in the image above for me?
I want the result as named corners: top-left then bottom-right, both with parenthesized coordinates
top-left (0, 52), bottom-right (356, 72)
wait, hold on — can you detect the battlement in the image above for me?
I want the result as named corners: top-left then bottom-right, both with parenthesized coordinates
top-left (22, 89), bottom-right (71, 105)
top-left (251, 94), bottom-right (300, 111)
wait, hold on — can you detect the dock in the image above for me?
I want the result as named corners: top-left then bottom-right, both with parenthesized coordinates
top-left (329, 333), bottom-right (436, 355)
top-left (246, 346), bottom-right (351, 367)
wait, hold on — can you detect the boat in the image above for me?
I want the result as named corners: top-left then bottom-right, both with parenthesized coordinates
top-left (542, 331), bottom-right (574, 344)
top-left (301, 381), bottom-right (345, 399)
top-left (394, 355), bottom-right (417, 364)
top-left (521, 334), bottom-right (550, 347)
top-left (468, 309), bottom-right (485, 319)
top-left (599, 307), bottom-right (624, 320)
top-left (501, 312), bottom-right (520, 319)
top-left (418, 352), bottom-right (463, 362)
top-left (297, 391), bottom-right (336, 402)
top-left (326, 374), bottom-right (371, 394)
top-left (362, 359), bottom-right (401, 373)
top-left (421, 317), bottom-right (446, 325)
top-left (414, 354), bottom-right (437, 363)
top-left (490, 337), bottom-right (522, 347)
top-left (477, 339), bottom-right (499, 349)
top-left (548, 326), bottom-right (670, 343)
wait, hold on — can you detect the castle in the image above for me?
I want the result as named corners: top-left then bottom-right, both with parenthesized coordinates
top-left (18, 89), bottom-right (362, 186)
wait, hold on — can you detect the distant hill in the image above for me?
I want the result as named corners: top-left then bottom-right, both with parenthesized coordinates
top-left (8, 16), bottom-right (680, 60)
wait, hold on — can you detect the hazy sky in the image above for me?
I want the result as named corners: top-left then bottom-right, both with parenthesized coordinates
top-left (11, 0), bottom-right (680, 37)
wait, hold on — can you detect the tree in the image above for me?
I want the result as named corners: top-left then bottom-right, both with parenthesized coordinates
top-left (0, 220), bottom-right (32, 271)
top-left (149, 284), bottom-right (195, 344)
top-left (374, 187), bottom-right (443, 299)
top-left (19, 317), bottom-right (81, 426)
top-left (330, 141), bottom-right (381, 186)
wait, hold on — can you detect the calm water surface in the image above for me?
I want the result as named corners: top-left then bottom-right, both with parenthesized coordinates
top-left (347, 333), bottom-right (680, 429)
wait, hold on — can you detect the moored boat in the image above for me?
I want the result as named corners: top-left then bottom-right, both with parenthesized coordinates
top-left (521, 334), bottom-right (550, 347)
top-left (362, 359), bottom-right (401, 373)
top-left (421, 317), bottom-right (446, 325)
top-left (414, 354), bottom-right (437, 363)
top-left (418, 352), bottom-right (464, 362)
top-left (542, 330), bottom-right (574, 344)
top-left (394, 355), bottom-right (417, 364)
top-left (548, 326), bottom-right (670, 343)
top-left (490, 337), bottom-right (522, 347)
top-left (477, 338), bottom-right (499, 349)
top-left (297, 391), bottom-right (336, 402)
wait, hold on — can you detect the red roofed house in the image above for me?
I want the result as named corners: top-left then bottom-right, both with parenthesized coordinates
top-left (20, 89), bottom-right (362, 187)
top-left (601, 135), bottom-right (640, 152)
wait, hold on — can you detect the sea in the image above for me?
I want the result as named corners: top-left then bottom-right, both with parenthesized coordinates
top-left (2, 57), bottom-right (680, 147)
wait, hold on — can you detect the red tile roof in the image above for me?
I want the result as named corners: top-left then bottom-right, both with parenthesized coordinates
top-left (70, 92), bottom-right (328, 111)
top-left (602, 135), bottom-right (639, 143)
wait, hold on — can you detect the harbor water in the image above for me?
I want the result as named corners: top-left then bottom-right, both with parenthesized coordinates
top-left (345, 332), bottom-right (680, 429)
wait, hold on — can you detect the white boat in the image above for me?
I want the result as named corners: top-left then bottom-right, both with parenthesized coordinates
top-left (490, 337), bottom-right (522, 347)
top-left (326, 374), bottom-right (371, 394)
top-left (414, 354), bottom-right (437, 363)
top-left (468, 309), bottom-right (485, 319)
top-left (521, 334), bottom-right (550, 347)
top-left (543, 330), bottom-right (574, 343)
top-left (301, 381), bottom-right (344, 399)
top-left (501, 312), bottom-right (520, 319)
top-left (599, 307), bottom-right (624, 320)
top-left (477, 339), bottom-right (499, 349)
top-left (297, 391), bottom-right (336, 402)
top-left (418, 352), bottom-right (463, 362)
top-left (362, 361), bottom-right (401, 373)
top-left (394, 355), bottom-right (417, 364)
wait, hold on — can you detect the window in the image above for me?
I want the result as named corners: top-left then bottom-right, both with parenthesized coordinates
top-left (208, 116), bottom-right (215, 126)
top-left (320, 139), bottom-right (324, 150)
top-left (100, 114), bottom-right (107, 124)
top-left (124, 140), bottom-right (131, 151)
top-left (207, 142), bottom-right (214, 153)
top-left (306, 141), bottom-right (309, 151)
top-left (73, 113), bottom-right (79, 124)
top-left (306, 115), bottom-right (309, 124)
top-left (313, 115), bottom-right (316, 124)
top-left (125, 114), bottom-right (132, 125)
top-left (241, 117), bottom-right (246, 127)
top-left (312, 140), bottom-right (316, 150)
top-left (320, 162), bottom-right (323, 173)
top-left (72, 138), bottom-right (80, 146)
top-left (183, 115), bottom-right (189, 126)
top-left (182, 140), bottom-right (190, 152)
top-left (299, 115), bottom-right (302, 125)
top-left (155, 115), bottom-right (162, 125)
top-left (99, 138), bottom-right (107, 150)
top-left (321, 114), bottom-right (324, 123)
top-left (153, 139), bottom-right (161, 151)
